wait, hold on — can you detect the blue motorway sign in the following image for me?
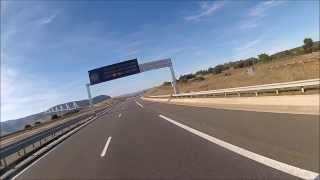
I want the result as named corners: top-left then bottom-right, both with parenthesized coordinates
top-left (88, 59), bottom-right (140, 85)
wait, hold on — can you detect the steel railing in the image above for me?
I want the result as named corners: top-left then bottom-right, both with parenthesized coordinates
top-left (0, 107), bottom-right (110, 174)
top-left (147, 79), bottom-right (320, 98)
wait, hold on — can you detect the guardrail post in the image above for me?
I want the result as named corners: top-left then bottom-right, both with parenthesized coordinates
top-left (224, 92), bottom-right (227, 97)
top-left (276, 89), bottom-right (279, 95)
top-left (32, 143), bottom-right (36, 149)
top-left (301, 87), bottom-right (305, 93)
top-left (17, 150), bottom-right (22, 157)
top-left (2, 158), bottom-right (8, 167)
top-left (237, 92), bottom-right (241, 97)
top-left (255, 92), bottom-right (258, 96)
top-left (23, 148), bottom-right (27, 155)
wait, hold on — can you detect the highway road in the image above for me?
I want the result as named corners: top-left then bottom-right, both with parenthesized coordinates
top-left (13, 98), bottom-right (319, 180)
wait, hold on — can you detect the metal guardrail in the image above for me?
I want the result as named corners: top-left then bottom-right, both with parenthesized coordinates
top-left (148, 79), bottom-right (320, 98)
top-left (0, 107), bottom-right (110, 173)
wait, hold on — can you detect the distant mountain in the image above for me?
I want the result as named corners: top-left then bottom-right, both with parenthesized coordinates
top-left (1, 95), bottom-right (111, 136)
top-left (0, 113), bottom-right (50, 137)
top-left (51, 95), bottom-right (111, 110)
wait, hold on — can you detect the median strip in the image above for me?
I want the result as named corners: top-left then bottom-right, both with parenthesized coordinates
top-left (158, 114), bottom-right (319, 180)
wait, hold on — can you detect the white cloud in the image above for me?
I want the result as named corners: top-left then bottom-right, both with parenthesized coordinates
top-left (238, 17), bottom-right (260, 30)
top-left (235, 36), bottom-right (263, 52)
top-left (1, 60), bottom-right (85, 121)
top-left (249, 0), bottom-right (284, 17)
top-left (38, 11), bottom-right (59, 25)
top-left (0, 3), bottom-right (85, 122)
top-left (238, 0), bottom-right (284, 30)
top-left (185, 1), bottom-right (225, 21)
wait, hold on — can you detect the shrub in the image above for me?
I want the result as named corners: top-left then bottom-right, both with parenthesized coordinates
top-left (303, 38), bottom-right (313, 53)
top-left (258, 53), bottom-right (271, 62)
top-left (34, 121), bottom-right (42, 126)
top-left (24, 124), bottom-right (32, 130)
top-left (179, 73), bottom-right (195, 83)
top-left (224, 72), bottom-right (231, 76)
top-left (193, 76), bottom-right (205, 81)
top-left (51, 114), bottom-right (59, 120)
top-left (162, 81), bottom-right (171, 86)
top-left (195, 70), bottom-right (209, 76)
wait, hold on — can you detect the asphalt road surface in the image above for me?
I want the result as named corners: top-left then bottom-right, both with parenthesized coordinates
top-left (13, 98), bottom-right (319, 180)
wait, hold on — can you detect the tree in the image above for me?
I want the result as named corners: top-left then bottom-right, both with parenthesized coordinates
top-left (303, 38), bottom-right (313, 53)
top-left (258, 53), bottom-right (271, 62)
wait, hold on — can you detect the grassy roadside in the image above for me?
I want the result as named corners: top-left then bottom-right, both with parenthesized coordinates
top-left (145, 51), bottom-right (319, 96)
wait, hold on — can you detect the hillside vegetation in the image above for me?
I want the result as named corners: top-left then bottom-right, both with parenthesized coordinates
top-left (145, 38), bottom-right (320, 96)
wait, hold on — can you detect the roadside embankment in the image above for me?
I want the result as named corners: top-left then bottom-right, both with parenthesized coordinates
top-left (143, 94), bottom-right (319, 115)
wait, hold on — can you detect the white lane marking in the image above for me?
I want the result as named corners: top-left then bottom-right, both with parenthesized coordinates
top-left (118, 113), bottom-right (122, 118)
top-left (11, 116), bottom-right (99, 180)
top-left (135, 101), bottom-right (144, 108)
top-left (158, 114), bottom-right (319, 180)
top-left (100, 137), bottom-right (112, 157)
top-left (11, 144), bottom-right (58, 180)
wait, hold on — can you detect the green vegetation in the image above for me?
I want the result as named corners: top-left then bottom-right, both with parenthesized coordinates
top-left (24, 124), bottom-right (32, 130)
top-left (192, 76), bottom-right (205, 81)
top-left (258, 53), bottom-right (271, 62)
top-left (303, 38), bottom-right (313, 53)
top-left (177, 38), bottom-right (319, 82)
top-left (162, 81), bottom-right (172, 86)
top-left (34, 121), bottom-right (42, 126)
top-left (179, 73), bottom-right (196, 83)
top-left (51, 114), bottom-right (59, 120)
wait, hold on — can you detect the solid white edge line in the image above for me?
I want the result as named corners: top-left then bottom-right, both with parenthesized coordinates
top-left (10, 116), bottom-right (99, 180)
top-left (100, 137), bottom-right (112, 157)
top-left (135, 101), bottom-right (144, 108)
top-left (11, 141), bottom-right (59, 180)
top-left (158, 114), bottom-right (319, 180)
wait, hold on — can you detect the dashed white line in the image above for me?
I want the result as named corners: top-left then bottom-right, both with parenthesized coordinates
top-left (135, 101), bottom-right (144, 108)
top-left (100, 137), bottom-right (112, 158)
top-left (158, 114), bottom-right (319, 180)
top-left (118, 113), bottom-right (122, 118)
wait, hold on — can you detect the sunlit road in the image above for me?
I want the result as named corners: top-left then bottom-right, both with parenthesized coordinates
top-left (14, 98), bottom-right (319, 180)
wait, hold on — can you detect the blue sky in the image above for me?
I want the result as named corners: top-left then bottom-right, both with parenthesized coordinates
top-left (1, 0), bottom-right (319, 121)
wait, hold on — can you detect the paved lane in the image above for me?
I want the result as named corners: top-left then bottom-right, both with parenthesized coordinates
top-left (143, 99), bottom-right (319, 173)
top-left (14, 98), bottom-right (316, 179)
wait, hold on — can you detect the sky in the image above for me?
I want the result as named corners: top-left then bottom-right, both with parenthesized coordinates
top-left (1, 0), bottom-right (319, 121)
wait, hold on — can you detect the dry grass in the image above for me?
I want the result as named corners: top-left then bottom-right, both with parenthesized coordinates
top-left (145, 52), bottom-right (320, 96)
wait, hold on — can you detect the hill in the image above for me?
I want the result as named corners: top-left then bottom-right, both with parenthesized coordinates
top-left (0, 95), bottom-right (111, 136)
top-left (145, 39), bottom-right (320, 96)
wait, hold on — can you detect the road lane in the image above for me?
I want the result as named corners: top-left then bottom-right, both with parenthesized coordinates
top-left (143, 99), bottom-right (319, 173)
top-left (14, 99), bottom-right (303, 179)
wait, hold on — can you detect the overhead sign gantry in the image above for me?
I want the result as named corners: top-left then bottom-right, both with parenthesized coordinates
top-left (86, 58), bottom-right (179, 107)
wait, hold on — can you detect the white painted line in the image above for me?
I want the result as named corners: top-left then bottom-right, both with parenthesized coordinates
top-left (100, 137), bottom-right (112, 157)
top-left (118, 113), bottom-right (122, 118)
top-left (135, 101), bottom-right (144, 108)
top-left (12, 146), bottom-right (54, 179)
top-left (158, 114), bottom-right (319, 180)
top-left (10, 116), bottom-right (98, 180)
